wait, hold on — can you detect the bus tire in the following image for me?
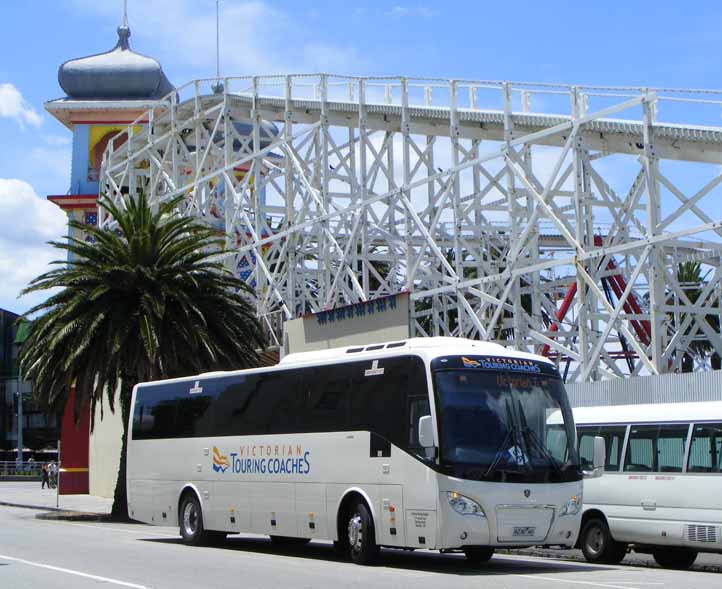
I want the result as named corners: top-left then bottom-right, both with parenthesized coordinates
top-left (652, 548), bottom-right (698, 570)
top-left (463, 546), bottom-right (495, 564)
top-left (580, 517), bottom-right (627, 565)
top-left (179, 492), bottom-right (213, 546)
top-left (270, 536), bottom-right (311, 545)
top-left (346, 499), bottom-right (379, 565)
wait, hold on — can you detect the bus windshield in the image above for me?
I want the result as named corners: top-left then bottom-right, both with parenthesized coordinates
top-left (434, 366), bottom-right (580, 483)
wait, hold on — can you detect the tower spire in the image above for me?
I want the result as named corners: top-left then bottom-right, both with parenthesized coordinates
top-left (117, 0), bottom-right (131, 49)
top-left (212, 1), bottom-right (224, 94)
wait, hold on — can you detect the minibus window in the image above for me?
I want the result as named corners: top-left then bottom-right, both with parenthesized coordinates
top-left (688, 423), bottom-right (722, 473)
top-left (624, 424), bottom-right (688, 473)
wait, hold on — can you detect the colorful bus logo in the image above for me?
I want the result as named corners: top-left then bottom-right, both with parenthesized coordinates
top-left (212, 446), bottom-right (230, 473)
top-left (461, 356), bottom-right (481, 368)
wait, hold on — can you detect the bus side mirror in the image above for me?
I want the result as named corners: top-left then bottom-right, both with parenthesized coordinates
top-left (584, 436), bottom-right (606, 479)
top-left (418, 415), bottom-right (434, 449)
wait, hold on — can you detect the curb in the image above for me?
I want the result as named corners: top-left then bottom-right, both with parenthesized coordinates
top-left (35, 511), bottom-right (110, 522)
top-left (0, 501), bottom-right (109, 522)
top-left (0, 500), bottom-right (63, 512)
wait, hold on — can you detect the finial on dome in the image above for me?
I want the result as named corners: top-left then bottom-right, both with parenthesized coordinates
top-left (57, 0), bottom-right (175, 101)
top-left (116, 0), bottom-right (130, 49)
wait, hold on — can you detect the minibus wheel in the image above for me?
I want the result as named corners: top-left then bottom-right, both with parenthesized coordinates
top-left (346, 499), bottom-right (379, 565)
top-left (580, 517), bottom-right (627, 564)
top-left (652, 548), bottom-right (698, 570)
top-left (463, 546), bottom-right (495, 564)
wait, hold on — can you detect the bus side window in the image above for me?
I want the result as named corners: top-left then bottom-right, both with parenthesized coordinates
top-left (624, 426), bottom-right (656, 472)
top-left (656, 425), bottom-right (689, 473)
top-left (298, 365), bottom-right (350, 433)
top-left (597, 426), bottom-right (626, 471)
top-left (132, 385), bottom-right (182, 439)
top-left (577, 427), bottom-right (600, 471)
top-left (406, 358), bottom-right (430, 453)
top-left (624, 424), bottom-right (688, 473)
top-left (688, 423), bottom-right (722, 473)
top-left (408, 397), bottom-right (430, 453)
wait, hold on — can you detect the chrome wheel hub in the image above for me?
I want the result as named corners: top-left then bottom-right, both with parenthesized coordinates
top-left (348, 514), bottom-right (363, 552)
top-left (183, 502), bottom-right (198, 537)
top-left (586, 526), bottom-right (604, 555)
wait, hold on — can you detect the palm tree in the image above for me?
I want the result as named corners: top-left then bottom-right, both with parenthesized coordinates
top-left (19, 192), bottom-right (264, 520)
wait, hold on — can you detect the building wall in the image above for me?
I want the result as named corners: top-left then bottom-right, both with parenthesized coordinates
top-left (566, 370), bottom-right (722, 407)
top-left (59, 389), bottom-right (90, 494)
top-left (89, 389), bottom-right (123, 498)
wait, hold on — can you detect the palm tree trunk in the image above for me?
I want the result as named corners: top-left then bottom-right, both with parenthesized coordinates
top-left (110, 380), bottom-right (133, 521)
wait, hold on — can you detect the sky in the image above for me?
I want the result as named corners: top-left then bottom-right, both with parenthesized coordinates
top-left (1, 0), bottom-right (722, 314)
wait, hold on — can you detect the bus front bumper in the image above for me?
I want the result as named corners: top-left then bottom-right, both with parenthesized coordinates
top-left (437, 483), bottom-right (582, 550)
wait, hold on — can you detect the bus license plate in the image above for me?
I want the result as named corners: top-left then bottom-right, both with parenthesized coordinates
top-left (512, 526), bottom-right (536, 537)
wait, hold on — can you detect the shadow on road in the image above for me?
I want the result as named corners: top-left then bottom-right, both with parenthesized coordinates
top-left (140, 536), bottom-right (605, 576)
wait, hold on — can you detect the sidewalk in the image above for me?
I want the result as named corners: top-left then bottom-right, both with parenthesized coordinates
top-left (0, 481), bottom-right (112, 514)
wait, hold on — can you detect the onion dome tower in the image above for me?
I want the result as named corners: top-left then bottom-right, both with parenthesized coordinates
top-left (57, 23), bottom-right (174, 101)
top-left (44, 8), bottom-right (175, 498)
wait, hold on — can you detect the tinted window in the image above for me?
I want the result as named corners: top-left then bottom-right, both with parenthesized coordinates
top-left (688, 423), bottom-right (722, 473)
top-left (624, 424), bottom-right (689, 473)
top-left (297, 365), bottom-right (351, 433)
top-left (132, 355), bottom-right (429, 454)
top-left (348, 357), bottom-right (412, 449)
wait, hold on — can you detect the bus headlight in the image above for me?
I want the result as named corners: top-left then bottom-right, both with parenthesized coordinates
top-left (560, 495), bottom-right (582, 516)
top-left (447, 492), bottom-right (486, 517)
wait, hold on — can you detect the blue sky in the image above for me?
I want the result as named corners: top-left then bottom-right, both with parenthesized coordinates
top-left (1, 0), bottom-right (722, 314)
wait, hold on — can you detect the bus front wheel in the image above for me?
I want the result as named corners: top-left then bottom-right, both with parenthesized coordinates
top-left (463, 546), bottom-right (495, 564)
top-left (652, 548), bottom-right (698, 570)
top-left (580, 517), bottom-right (627, 565)
top-left (346, 500), bottom-right (379, 565)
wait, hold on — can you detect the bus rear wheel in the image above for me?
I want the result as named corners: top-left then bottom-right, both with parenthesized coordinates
top-left (179, 493), bottom-right (224, 546)
top-left (463, 546), bottom-right (495, 564)
top-left (346, 500), bottom-right (379, 565)
top-left (652, 548), bottom-right (698, 570)
top-left (580, 517), bottom-right (627, 565)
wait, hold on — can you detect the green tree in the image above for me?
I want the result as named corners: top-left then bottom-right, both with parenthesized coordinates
top-left (19, 193), bottom-right (264, 519)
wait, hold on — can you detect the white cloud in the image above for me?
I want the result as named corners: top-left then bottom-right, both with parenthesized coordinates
top-left (385, 6), bottom-right (410, 17)
top-left (384, 6), bottom-right (434, 18)
top-left (0, 179), bottom-right (67, 314)
top-left (70, 0), bottom-right (364, 76)
top-left (0, 83), bottom-right (42, 128)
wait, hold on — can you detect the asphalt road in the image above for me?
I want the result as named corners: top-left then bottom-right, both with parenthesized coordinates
top-left (1, 505), bottom-right (721, 589)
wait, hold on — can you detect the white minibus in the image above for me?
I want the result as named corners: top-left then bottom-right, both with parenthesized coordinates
top-left (127, 337), bottom-right (589, 565)
top-left (574, 401), bottom-right (722, 569)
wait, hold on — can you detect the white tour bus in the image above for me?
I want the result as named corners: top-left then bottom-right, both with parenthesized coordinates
top-left (574, 401), bottom-right (722, 570)
top-left (127, 337), bottom-right (593, 565)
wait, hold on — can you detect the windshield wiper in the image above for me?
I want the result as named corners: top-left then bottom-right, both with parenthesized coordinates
top-left (515, 399), bottom-right (562, 474)
top-left (483, 399), bottom-right (526, 479)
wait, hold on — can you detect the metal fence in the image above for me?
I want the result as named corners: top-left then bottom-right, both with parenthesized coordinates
top-left (566, 370), bottom-right (722, 408)
top-left (0, 461), bottom-right (44, 476)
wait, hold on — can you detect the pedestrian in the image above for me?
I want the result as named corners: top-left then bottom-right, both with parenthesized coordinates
top-left (41, 463), bottom-right (50, 489)
top-left (48, 461), bottom-right (58, 488)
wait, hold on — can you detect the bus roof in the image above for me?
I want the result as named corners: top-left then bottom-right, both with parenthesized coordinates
top-left (132, 337), bottom-right (556, 390)
top-left (572, 401), bottom-right (722, 425)
top-left (278, 337), bottom-right (552, 367)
